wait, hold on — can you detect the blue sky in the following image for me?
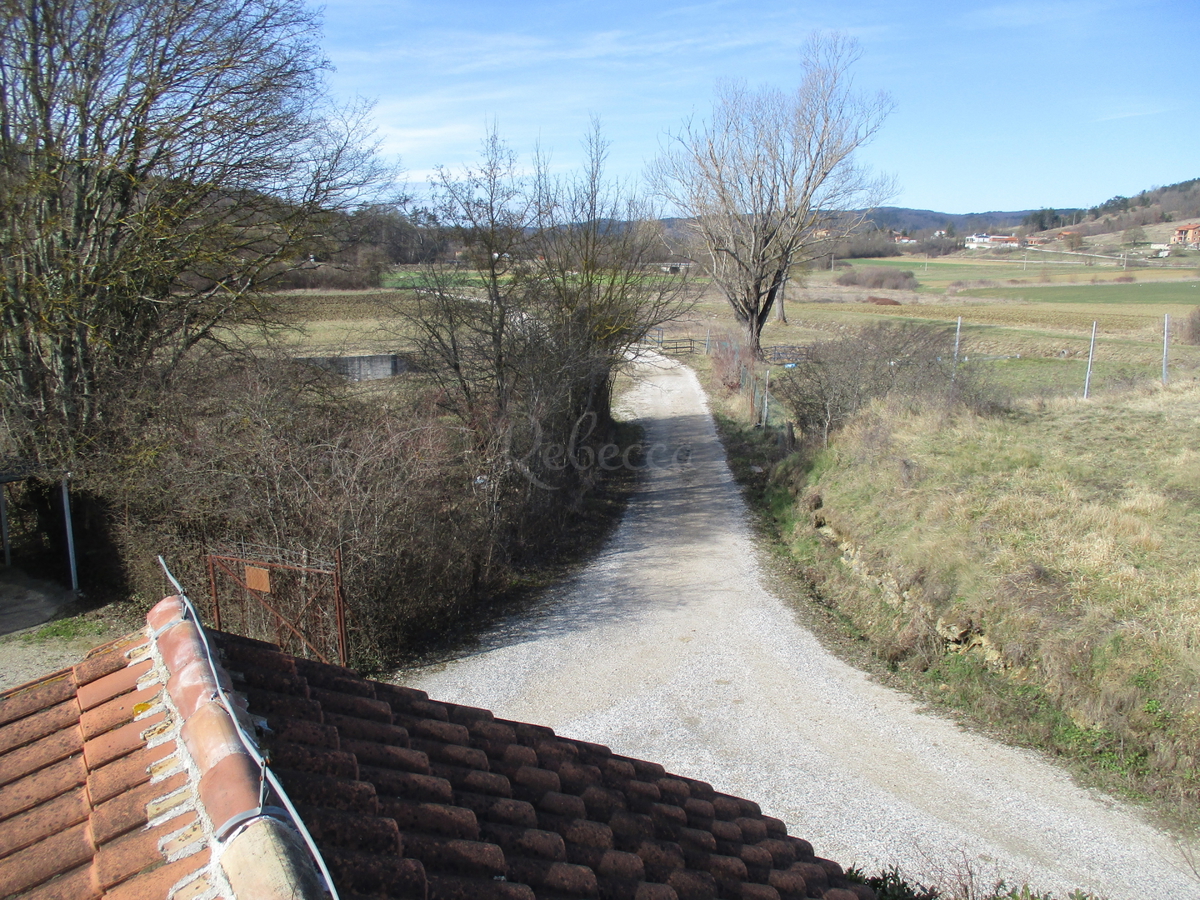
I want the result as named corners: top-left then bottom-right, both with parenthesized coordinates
top-left (320, 0), bottom-right (1197, 215)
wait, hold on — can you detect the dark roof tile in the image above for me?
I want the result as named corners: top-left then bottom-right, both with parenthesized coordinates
top-left (455, 792), bottom-right (539, 829)
top-left (402, 832), bottom-right (507, 877)
top-left (427, 873), bottom-right (537, 900)
top-left (322, 846), bottom-right (427, 898)
top-left (411, 737), bottom-right (489, 771)
top-left (269, 738), bottom-right (359, 779)
top-left (433, 762), bottom-right (511, 798)
top-left (362, 764), bottom-right (453, 804)
top-left (507, 856), bottom-right (597, 896)
top-left (279, 766), bottom-right (382, 814)
top-left (377, 797), bottom-right (480, 841)
top-left (342, 738), bottom-right (429, 773)
top-left (325, 711), bottom-right (410, 745)
top-left (297, 805), bottom-right (403, 854)
top-left (246, 686), bottom-right (323, 720)
top-left (310, 686), bottom-right (394, 722)
top-left (480, 821), bottom-right (566, 861)
top-left (269, 716), bottom-right (341, 749)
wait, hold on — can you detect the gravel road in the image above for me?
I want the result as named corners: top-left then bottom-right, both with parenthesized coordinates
top-left (399, 353), bottom-right (1199, 899)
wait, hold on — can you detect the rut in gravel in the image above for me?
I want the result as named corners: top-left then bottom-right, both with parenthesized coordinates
top-left (399, 353), bottom-right (1199, 900)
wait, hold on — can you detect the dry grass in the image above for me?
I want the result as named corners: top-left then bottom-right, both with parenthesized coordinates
top-left (779, 382), bottom-right (1200, 827)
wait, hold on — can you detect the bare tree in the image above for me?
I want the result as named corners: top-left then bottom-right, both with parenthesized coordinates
top-left (0, 0), bottom-right (383, 467)
top-left (649, 34), bottom-right (893, 355)
top-left (403, 125), bottom-right (694, 486)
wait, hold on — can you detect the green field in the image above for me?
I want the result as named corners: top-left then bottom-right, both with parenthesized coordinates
top-left (964, 281), bottom-right (1200, 304)
top-left (814, 255), bottom-right (1200, 294)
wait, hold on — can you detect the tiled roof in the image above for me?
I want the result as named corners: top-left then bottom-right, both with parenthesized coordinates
top-left (1, 598), bottom-right (875, 900)
top-left (0, 629), bottom-right (224, 899)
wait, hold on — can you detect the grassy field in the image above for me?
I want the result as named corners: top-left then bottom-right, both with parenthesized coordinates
top-left (780, 385), bottom-right (1200, 830)
top-left (659, 254), bottom-right (1200, 400)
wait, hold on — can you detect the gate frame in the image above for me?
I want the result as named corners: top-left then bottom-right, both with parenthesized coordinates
top-left (205, 548), bottom-right (347, 666)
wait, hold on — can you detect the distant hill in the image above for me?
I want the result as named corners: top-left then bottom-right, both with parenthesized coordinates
top-left (660, 177), bottom-right (1200, 243)
top-left (863, 207), bottom-right (1033, 234)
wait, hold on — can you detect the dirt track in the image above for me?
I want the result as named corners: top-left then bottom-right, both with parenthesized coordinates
top-left (400, 353), bottom-right (1199, 899)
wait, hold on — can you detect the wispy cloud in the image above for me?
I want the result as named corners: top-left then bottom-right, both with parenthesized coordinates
top-left (958, 0), bottom-right (1117, 29)
top-left (1093, 104), bottom-right (1173, 122)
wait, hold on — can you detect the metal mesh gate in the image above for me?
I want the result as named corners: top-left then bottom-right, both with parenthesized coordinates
top-left (206, 545), bottom-right (347, 666)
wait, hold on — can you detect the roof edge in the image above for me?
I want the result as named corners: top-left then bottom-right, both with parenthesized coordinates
top-left (146, 595), bottom-right (328, 900)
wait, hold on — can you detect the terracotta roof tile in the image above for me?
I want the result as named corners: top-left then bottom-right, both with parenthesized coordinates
top-left (0, 819), bottom-right (94, 896)
top-left (73, 635), bottom-right (149, 688)
top-left (101, 850), bottom-right (208, 900)
top-left (85, 740), bottom-right (177, 805)
top-left (78, 684), bottom-right (161, 741)
top-left (94, 809), bottom-right (198, 890)
top-left (0, 724), bottom-right (83, 787)
top-left (80, 709), bottom-right (164, 770)
top-left (0, 672), bottom-right (77, 728)
top-left (1, 597), bottom-right (875, 900)
top-left (0, 786), bottom-right (89, 858)
top-left (0, 700), bottom-right (79, 757)
top-left (91, 768), bottom-right (189, 845)
top-left (0, 755), bottom-right (87, 821)
top-left (197, 751), bottom-right (263, 837)
top-left (15, 863), bottom-right (100, 900)
top-left (75, 659), bottom-right (152, 712)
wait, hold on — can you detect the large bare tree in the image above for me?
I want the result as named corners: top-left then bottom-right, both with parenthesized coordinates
top-left (0, 0), bottom-right (382, 466)
top-left (649, 34), bottom-right (893, 355)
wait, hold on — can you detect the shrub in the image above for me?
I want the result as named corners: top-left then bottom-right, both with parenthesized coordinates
top-left (1182, 307), bottom-right (1200, 345)
top-left (774, 323), bottom-right (1001, 445)
top-left (835, 267), bottom-right (920, 291)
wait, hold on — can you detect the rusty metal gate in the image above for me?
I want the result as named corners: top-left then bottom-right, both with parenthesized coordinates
top-left (206, 545), bottom-right (347, 666)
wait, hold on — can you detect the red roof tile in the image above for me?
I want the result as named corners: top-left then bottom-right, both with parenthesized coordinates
top-left (0, 596), bottom-right (876, 900)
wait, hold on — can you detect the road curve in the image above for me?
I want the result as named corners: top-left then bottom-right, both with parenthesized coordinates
top-left (398, 353), bottom-right (1198, 899)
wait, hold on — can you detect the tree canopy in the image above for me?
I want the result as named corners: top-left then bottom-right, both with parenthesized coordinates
top-left (649, 34), bottom-right (893, 355)
top-left (0, 0), bottom-right (383, 466)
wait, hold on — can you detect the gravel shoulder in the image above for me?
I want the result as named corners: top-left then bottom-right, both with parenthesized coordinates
top-left (396, 352), bottom-right (1200, 899)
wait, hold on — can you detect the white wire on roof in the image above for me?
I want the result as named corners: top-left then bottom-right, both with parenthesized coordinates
top-left (157, 556), bottom-right (341, 900)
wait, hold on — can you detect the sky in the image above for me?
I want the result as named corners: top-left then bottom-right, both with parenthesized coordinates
top-left (319, 0), bottom-right (1198, 215)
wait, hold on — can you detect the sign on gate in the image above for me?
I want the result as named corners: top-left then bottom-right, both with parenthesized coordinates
top-left (205, 546), bottom-right (347, 666)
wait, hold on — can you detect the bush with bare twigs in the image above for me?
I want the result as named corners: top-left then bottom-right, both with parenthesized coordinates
top-left (835, 266), bottom-right (920, 291)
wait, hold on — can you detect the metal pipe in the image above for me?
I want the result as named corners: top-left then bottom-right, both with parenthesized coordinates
top-left (61, 475), bottom-right (78, 592)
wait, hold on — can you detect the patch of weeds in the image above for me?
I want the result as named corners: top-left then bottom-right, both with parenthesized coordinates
top-left (21, 617), bottom-right (107, 643)
top-left (848, 866), bottom-right (939, 900)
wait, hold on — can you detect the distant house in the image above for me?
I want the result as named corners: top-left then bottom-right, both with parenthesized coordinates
top-left (965, 233), bottom-right (1022, 249)
top-left (1170, 224), bottom-right (1200, 247)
